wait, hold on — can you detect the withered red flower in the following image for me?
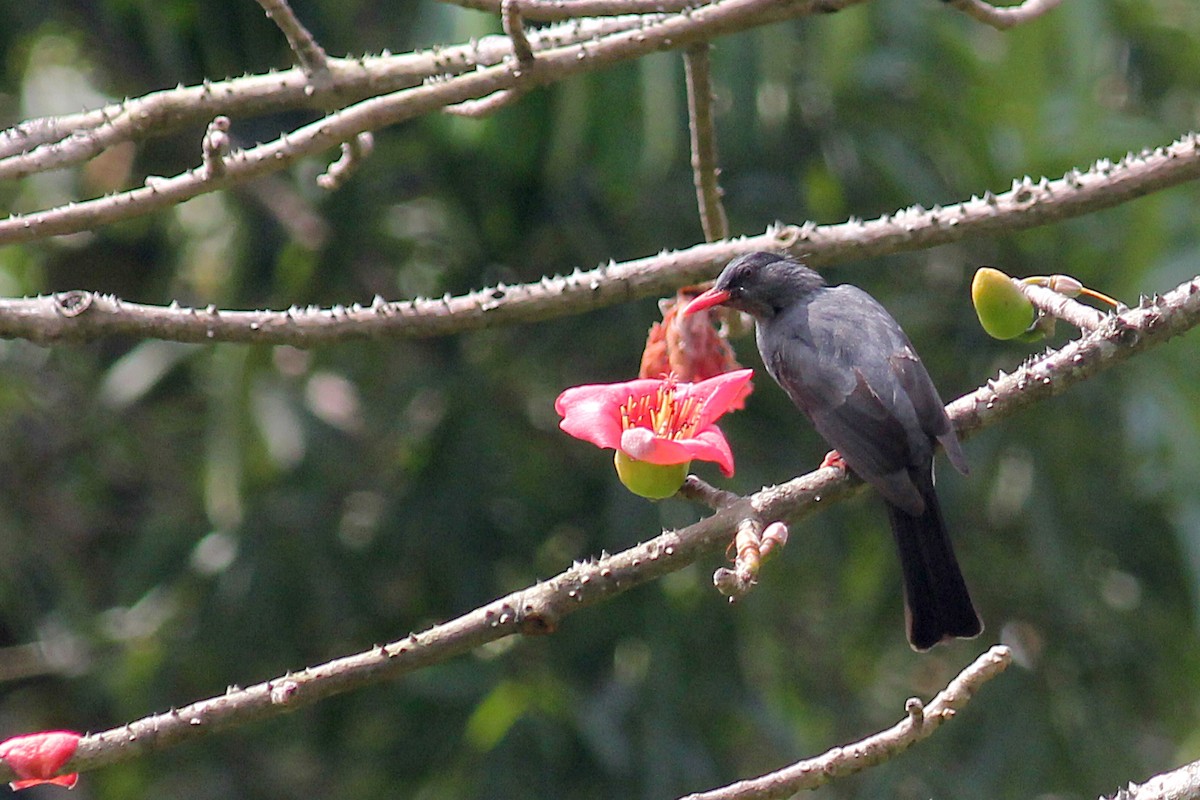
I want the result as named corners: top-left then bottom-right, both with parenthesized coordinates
top-left (555, 369), bottom-right (753, 478)
top-left (639, 289), bottom-right (752, 409)
top-left (0, 730), bottom-right (81, 790)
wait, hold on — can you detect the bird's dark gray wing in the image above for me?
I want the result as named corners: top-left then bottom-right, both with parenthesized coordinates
top-left (888, 346), bottom-right (969, 475)
top-left (759, 285), bottom-right (961, 512)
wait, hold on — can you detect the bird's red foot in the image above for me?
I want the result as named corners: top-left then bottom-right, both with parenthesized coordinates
top-left (820, 450), bottom-right (846, 470)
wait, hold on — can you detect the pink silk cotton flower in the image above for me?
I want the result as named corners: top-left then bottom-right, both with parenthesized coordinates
top-left (0, 730), bottom-right (81, 790)
top-left (555, 369), bottom-right (754, 479)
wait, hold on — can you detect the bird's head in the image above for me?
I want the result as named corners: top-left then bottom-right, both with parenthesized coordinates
top-left (683, 252), bottom-right (825, 320)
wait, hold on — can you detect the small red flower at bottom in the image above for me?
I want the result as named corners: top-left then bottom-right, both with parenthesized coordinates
top-left (0, 731), bottom-right (81, 790)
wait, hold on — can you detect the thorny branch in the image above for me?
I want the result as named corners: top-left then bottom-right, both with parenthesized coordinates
top-left (315, 132), bottom-right (375, 190)
top-left (1, 132), bottom-right (1198, 346)
top-left (0, 0), bottom-right (1065, 245)
top-left (679, 646), bottom-right (1013, 800)
top-left (0, 0), bottom-right (872, 243)
top-left (253, 0), bottom-right (379, 185)
top-left (1104, 758), bottom-right (1200, 800)
top-left (944, 0), bottom-right (1064, 31)
top-left (437, 0), bottom-right (1063, 25)
top-left (6, 271), bottom-right (1200, 787)
top-left (0, 14), bottom-right (662, 175)
top-left (438, 0), bottom-right (706, 22)
top-left (1018, 281), bottom-right (1110, 332)
top-left (255, 0), bottom-right (332, 79)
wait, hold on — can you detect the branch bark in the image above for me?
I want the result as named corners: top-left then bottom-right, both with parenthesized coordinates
top-left (1018, 281), bottom-right (1110, 332)
top-left (255, 0), bottom-right (332, 78)
top-left (944, 0), bottom-right (1063, 30)
top-left (684, 42), bottom-right (730, 242)
top-left (1103, 759), bottom-right (1200, 800)
top-left (438, 0), bottom-right (707, 21)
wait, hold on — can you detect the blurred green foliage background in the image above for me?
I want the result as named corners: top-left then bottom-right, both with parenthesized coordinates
top-left (1, 0), bottom-right (1199, 797)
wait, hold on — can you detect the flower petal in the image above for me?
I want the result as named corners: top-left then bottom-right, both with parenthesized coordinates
top-left (555, 379), bottom-right (665, 449)
top-left (681, 369), bottom-right (755, 428)
top-left (619, 428), bottom-right (696, 466)
top-left (677, 428), bottom-right (737, 477)
top-left (11, 774), bottom-right (79, 790)
top-left (617, 425), bottom-right (737, 476)
top-left (0, 730), bottom-right (81, 791)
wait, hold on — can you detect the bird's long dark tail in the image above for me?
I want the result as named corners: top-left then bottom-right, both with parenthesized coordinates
top-left (885, 477), bottom-right (982, 651)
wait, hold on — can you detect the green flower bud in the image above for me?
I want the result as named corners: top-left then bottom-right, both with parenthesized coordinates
top-left (614, 451), bottom-right (690, 500)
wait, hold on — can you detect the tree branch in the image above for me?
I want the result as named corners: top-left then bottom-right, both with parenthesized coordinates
top-left (255, 0), bottom-right (332, 79)
top-left (944, 0), bottom-right (1064, 31)
top-left (200, 116), bottom-right (232, 178)
top-left (502, 0), bottom-right (537, 66)
top-left (1103, 758), bottom-right (1200, 800)
top-left (7, 271), bottom-right (1198, 786)
top-left (438, 0), bottom-right (705, 22)
top-left (1018, 281), bottom-right (1110, 332)
top-left (315, 132), bottom-right (375, 190)
top-left (679, 646), bottom-right (1013, 800)
top-left (684, 42), bottom-right (730, 242)
top-left (443, 88), bottom-right (527, 117)
top-left (1, 132), bottom-right (1197, 346)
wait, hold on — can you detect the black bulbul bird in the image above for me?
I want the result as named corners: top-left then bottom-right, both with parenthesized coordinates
top-left (683, 252), bottom-right (981, 651)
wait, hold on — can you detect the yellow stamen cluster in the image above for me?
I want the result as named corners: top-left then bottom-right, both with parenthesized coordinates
top-left (620, 381), bottom-right (702, 440)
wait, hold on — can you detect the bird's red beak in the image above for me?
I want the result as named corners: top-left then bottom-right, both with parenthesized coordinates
top-left (682, 288), bottom-right (731, 316)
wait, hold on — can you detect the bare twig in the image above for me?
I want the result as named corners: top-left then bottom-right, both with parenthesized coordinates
top-left (438, 0), bottom-right (704, 22)
top-left (200, 116), bottom-right (232, 178)
top-left (444, 88), bottom-right (528, 117)
top-left (0, 0), bottom-right (1066, 210)
top-left (1018, 281), bottom-right (1109, 332)
top-left (943, 0), bottom-right (1064, 30)
top-left (502, 0), bottom-right (536, 67)
top-left (678, 474), bottom-right (741, 509)
top-left (316, 132), bottom-right (375, 190)
top-left (714, 518), bottom-right (763, 598)
top-left (679, 646), bottom-right (1013, 799)
top-left (254, 0), bottom-right (332, 79)
top-left (254, 0), bottom-right (375, 187)
top-left (2, 133), bottom-right (1199, 345)
top-left (684, 42), bottom-right (730, 242)
top-left (5, 272), bottom-right (1198, 786)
